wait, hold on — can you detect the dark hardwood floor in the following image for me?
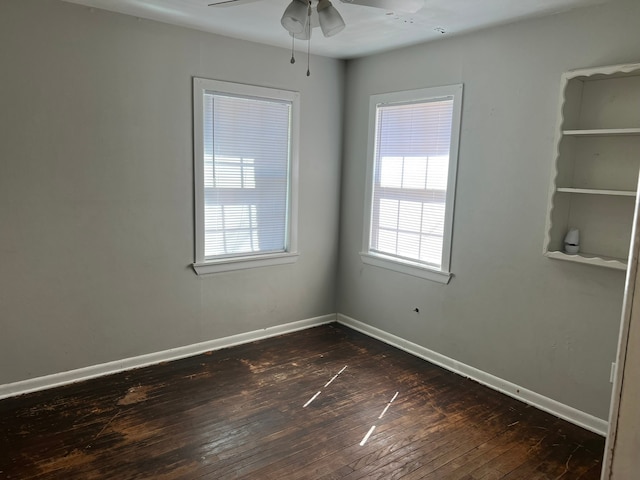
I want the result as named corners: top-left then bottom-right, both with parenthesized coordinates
top-left (0, 324), bottom-right (604, 479)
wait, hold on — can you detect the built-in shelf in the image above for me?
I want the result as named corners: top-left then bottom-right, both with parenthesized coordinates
top-left (545, 250), bottom-right (627, 270)
top-left (556, 187), bottom-right (637, 197)
top-left (563, 128), bottom-right (640, 137)
top-left (544, 62), bottom-right (640, 270)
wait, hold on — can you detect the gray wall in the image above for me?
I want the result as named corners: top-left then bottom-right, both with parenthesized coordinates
top-left (0, 0), bottom-right (344, 384)
top-left (337, 0), bottom-right (640, 420)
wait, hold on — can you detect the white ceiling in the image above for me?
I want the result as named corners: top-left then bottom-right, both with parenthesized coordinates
top-left (61, 0), bottom-right (605, 59)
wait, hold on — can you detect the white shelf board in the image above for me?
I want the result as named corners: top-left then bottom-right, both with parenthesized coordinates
top-left (563, 128), bottom-right (640, 137)
top-left (556, 187), bottom-right (637, 197)
top-left (545, 250), bottom-right (627, 270)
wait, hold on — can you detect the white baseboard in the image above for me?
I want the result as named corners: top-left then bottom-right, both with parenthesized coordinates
top-left (0, 314), bottom-right (337, 400)
top-left (337, 313), bottom-right (608, 436)
top-left (1, 312), bottom-right (609, 436)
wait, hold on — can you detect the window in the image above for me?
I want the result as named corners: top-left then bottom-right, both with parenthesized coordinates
top-left (361, 84), bottom-right (463, 284)
top-left (192, 78), bottom-right (299, 275)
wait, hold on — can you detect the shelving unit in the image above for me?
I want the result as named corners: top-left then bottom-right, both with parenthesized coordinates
top-left (555, 188), bottom-right (636, 197)
top-left (544, 63), bottom-right (640, 270)
top-left (545, 250), bottom-right (627, 271)
top-left (563, 128), bottom-right (640, 137)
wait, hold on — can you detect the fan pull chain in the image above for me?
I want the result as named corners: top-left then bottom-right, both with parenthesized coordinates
top-left (290, 36), bottom-right (296, 64)
top-left (306, 36), bottom-right (311, 76)
top-left (306, 0), bottom-right (312, 76)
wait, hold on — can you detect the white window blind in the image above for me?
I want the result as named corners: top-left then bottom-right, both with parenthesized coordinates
top-left (371, 98), bottom-right (453, 268)
top-left (203, 93), bottom-right (291, 259)
top-left (193, 78), bottom-right (299, 274)
top-left (363, 84), bottom-right (463, 282)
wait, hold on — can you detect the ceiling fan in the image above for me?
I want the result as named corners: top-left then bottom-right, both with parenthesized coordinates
top-left (208, 0), bottom-right (424, 39)
top-left (208, 0), bottom-right (424, 75)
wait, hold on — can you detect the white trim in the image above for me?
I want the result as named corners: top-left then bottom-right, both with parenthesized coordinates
top-left (193, 252), bottom-right (299, 275)
top-left (192, 77), bottom-right (300, 274)
top-left (601, 178), bottom-right (640, 478)
top-left (565, 62), bottom-right (640, 79)
top-left (361, 84), bottom-right (463, 280)
top-left (0, 314), bottom-right (336, 400)
top-left (337, 313), bottom-right (608, 436)
top-left (193, 77), bottom-right (206, 265)
top-left (360, 252), bottom-right (452, 284)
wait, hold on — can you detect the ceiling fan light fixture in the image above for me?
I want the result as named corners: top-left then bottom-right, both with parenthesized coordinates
top-left (290, 18), bottom-right (312, 40)
top-left (317, 0), bottom-right (345, 37)
top-left (281, 0), bottom-right (309, 34)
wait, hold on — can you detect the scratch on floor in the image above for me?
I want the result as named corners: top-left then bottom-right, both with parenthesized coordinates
top-left (527, 435), bottom-right (547, 454)
top-left (555, 444), bottom-right (581, 479)
top-left (89, 410), bottom-right (121, 446)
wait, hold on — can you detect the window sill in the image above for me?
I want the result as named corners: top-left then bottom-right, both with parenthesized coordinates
top-left (193, 252), bottom-right (299, 275)
top-left (359, 252), bottom-right (452, 284)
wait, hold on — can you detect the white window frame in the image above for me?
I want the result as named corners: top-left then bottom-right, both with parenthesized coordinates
top-left (192, 78), bottom-right (300, 275)
top-left (360, 84), bottom-right (463, 284)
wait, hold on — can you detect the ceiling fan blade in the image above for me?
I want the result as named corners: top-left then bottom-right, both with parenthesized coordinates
top-left (339, 0), bottom-right (423, 14)
top-left (208, 0), bottom-right (262, 7)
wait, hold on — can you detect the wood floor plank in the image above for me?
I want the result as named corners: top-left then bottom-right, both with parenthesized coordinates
top-left (0, 323), bottom-right (605, 479)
